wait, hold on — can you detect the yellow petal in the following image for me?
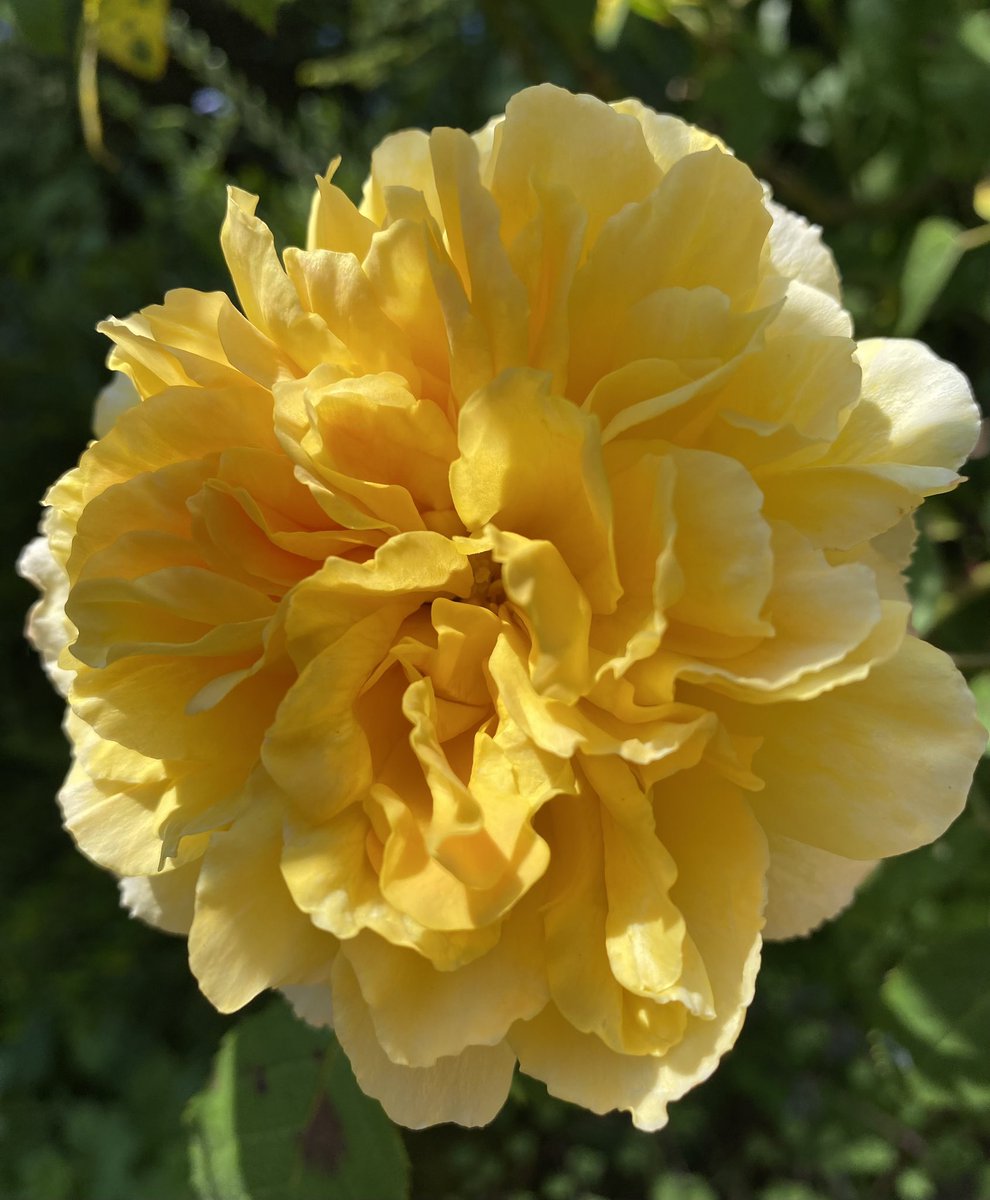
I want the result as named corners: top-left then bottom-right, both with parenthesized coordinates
top-left (741, 637), bottom-right (985, 858)
top-left (188, 799), bottom-right (337, 1012)
top-left (758, 339), bottom-right (980, 549)
top-left (307, 157), bottom-right (377, 256)
top-left (763, 833), bottom-right (876, 941)
top-left (491, 84), bottom-right (661, 252)
top-left (281, 803), bottom-right (500, 970)
top-left (663, 445), bottom-right (774, 639)
top-left (339, 899), bottom-right (547, 1068)
top-left (512, 766), bottom-right (766, 1129)
top-left (490, 530), bottom-right (592, 702)
top-left (331, 956), bottom-right (515, 1128)
top-left (360, 128), bottom-right (442, 227)
top-left (221, 187), bottom-right (340, 374)
top-left (275, 369), bottom-right (456, 529)
top-left (450, 368), bottom-right (620, 613)
top-left (119, 860), bottom-right (201, 934)
top-left (71, 649), bottom-right (282, 763)
top-left (429, 125), bottom-right (529, 378)
top-left (584, 757), bottom-right (687, 1000)
top-left (282, 530), bottom-right (472, 666)
top-left (363, 218), bottom-right (451, 399)
top-left (653, 523), bottom-right (886, 702)
top-left (567, 149), bottom-right (770, 398)
top-left (282, 247), bottom-right (419, 385)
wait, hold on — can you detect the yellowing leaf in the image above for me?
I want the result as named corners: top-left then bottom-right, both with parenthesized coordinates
top-left (973, 179), bottom-right (990, 224)
top-left (98, 0), bottom-right (170, 81)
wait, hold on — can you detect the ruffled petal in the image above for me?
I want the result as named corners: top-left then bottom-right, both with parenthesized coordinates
top-left (331, 956), bottom-right (516, 1128)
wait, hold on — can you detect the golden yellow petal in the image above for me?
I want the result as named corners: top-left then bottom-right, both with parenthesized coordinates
top-left (307, 157), bottom-right (378, 257)
top-left (491, 84), bottom-right (661, 251)
top-left (450, 368), bottom-right (621, 613)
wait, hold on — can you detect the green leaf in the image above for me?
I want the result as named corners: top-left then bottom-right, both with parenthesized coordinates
top-left (906, 527), bottom-right (945, 636)
top-left (9, 0), bottom-right (73, 55)
top-left (959, 9), bottom-right (990, 68)
top-left (186, 1001), bottom-right (409, 1200)
top-left (896, 217), bottom-right (963, 336)
top-left (880, 930), bottom-right (990, 1110)
top-left (219, 0), bottom-right (298, 34)
top-left (966, 672), bottom-right (990, 757)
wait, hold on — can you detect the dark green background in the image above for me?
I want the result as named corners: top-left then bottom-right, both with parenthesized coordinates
top-left (2, 1), bottom-right (990, 1196)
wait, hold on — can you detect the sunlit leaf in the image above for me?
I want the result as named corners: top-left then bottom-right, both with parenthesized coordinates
top-left (973, 180), bottom-right (990, 224)
top-left (186, 1001), bottom-right (409, 1200)
top-left (967, 672), bottom-right (990, 756)
top-left (896, 217), bottom-right (963, 336)
top-left (959, 9), bottom-right (990, 68)
top-left (593, 0), bottom-right (630, 47)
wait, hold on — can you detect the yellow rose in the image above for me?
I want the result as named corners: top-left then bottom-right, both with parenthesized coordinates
top-left (21, 84), bottom-right (985, 1129)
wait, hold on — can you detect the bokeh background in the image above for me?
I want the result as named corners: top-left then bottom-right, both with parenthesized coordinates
top-left (3, 1), bottom-right (990, 1197)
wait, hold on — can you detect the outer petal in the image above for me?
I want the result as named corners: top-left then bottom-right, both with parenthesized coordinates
top-left (119, 860), bottom-right (201, 935)
top-left (491, 84), bottom-right (661, 250)
top-left (511, 768), bottom-right (767, 1129)
top-left (739, 637), bottom-right (985, 858)
top-left (17, 531), bottom-right (76, 695)
top-left (331, 956), bottom-right (516, 1128)
top-left (765, 200), bottom-right (842, 300)
top-left (763, 833), bottom-right (876, 941)
top-left (831, 339), bottom-right (980, 480)
top-left (188, 798), bottom-right (337, 1012)
top-left (339, 898), bottom-right (547, 1068)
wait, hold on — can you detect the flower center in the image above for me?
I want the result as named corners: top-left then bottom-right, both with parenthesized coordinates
top-left (467, 551), bottom-right (505, 611)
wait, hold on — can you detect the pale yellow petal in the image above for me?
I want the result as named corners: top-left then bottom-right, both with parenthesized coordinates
top-left (307, 157), bottom-right (378, 256)
top-left (331, 956), bottom-right (515, 1128)
top-left (339, 899), bottom-right (547, 1068)
top-left (611, 99), bottom-right (727, 171)
top-left (763, 833), bottom-right (876, 941)
top-left (18, 531), bottom-right (76, 695)
top-left (765, 200), bottom-right (841, 300)
top-left (741, 637), bottom-right (985, 858)
top-left (119, 860), bottom-right (201, 934)
top-left (188, 799), bottom-right (337, 1012)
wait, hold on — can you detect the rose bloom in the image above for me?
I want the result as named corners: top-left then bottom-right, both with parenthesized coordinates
top-left (20, 85), bottom-right (985, 1129)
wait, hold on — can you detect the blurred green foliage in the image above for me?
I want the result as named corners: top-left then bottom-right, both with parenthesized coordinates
top-left (1, 0), bottom-right (989, 1197)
